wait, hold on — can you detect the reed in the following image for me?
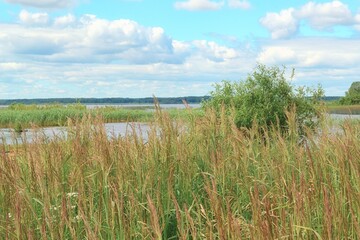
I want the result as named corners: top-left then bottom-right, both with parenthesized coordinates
top-left (0, 104), bottom-right (203, 130)
top-left (0, 107), bottom-right (359, 239)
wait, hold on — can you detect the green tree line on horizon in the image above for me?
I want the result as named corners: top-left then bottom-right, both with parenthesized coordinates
top-left (0, 96), bottom-right (211, 105)
top-left (0, 96), bottom-right (343, 106)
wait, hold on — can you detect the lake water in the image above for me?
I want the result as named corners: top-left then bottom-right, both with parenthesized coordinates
top-left (327, 114), bottom-right (360, 120)
top-left (1, 113), bottom-right (359, 145)
top-left (0, 122), bottom-right (151, 145)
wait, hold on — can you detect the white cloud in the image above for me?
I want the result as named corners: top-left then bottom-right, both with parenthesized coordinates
top-left (193, 40), bottom-right (238, 61)
top-left (255, 38), bottom-right (360, 96)
top-left (355, 14), bottom-right (360, 30)
top-left (174, 0), bottom-right (224, 11)
top-left (54, 14), bottom-right (76, 27)
top-left (174, 0), bottom-right (251, 11)
top-left (4, 11), bottom-right (360, 98)
top-left (257, 46), bottom-right (296, 64)
top-left (0, 12), bottom-right (258, 98)
top-left (260, 8), bottom-right (298, 39)
top-left (5, 0), bottom-right (75, 9)
top-left (257, 38), bottom-right (360, 68)
top-left (80, 18), bottom-right (178, 64)
top-left (0, 62), bottom-right (27, 71)
top-left (0, 13), bottom-right (249, 66)
top-left (296, 1), bottom-right (354, 30)
top-left (261, 1), bottom-right (359, 39)
top-left (228, 0), bottom-right (250, 9)
top-left (19, 10), bottom-right (49, 25)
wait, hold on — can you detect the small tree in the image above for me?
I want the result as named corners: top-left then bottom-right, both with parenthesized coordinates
top-left (339, 82), bottom-right (360, 105)
top-left (203, 64), bottom-right (324, 132)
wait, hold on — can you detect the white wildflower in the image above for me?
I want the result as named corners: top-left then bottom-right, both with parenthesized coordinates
top-left (66, 192), bottom-right (78, 198)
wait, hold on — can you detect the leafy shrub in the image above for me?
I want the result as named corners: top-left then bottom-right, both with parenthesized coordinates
top-left (339, 82), bottom-right (360, 105)
top-left (203, 64), bottom-right (324, 132)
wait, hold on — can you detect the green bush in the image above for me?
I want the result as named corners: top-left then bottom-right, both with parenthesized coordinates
top-left (339, 82), bottom-right (360, 105)
top-left (203, 64), bottom-right (324, 132)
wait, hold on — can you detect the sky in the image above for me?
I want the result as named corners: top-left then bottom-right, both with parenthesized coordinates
top-left (1, 0), bottom-right (360, 99)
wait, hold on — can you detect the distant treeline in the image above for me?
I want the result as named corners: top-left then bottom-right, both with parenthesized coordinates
top-left (323, 96), bottom-right (341, 102)
top-left (0, 96), bottom-right (341, 105)
top-left (0, 96), bottom-right (211, 105)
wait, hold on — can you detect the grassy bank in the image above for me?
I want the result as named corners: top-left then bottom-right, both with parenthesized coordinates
top-left (0, 104), bottom-right (202, 131)
top-left (326, 104), bottom-right (360, 114)
top-left (0, 108), bottom-right (359, 239)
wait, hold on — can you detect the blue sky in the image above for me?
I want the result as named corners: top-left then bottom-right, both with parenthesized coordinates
top-left (0, 0), bottom-right (360, 99)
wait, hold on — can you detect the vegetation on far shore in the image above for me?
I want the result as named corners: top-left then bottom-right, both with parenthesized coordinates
top-left (0, 103), bottom-right (204, 132)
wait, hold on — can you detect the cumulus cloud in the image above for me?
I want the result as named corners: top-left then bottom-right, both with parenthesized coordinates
top-left (0, 12), bottom-right (257, 98)
top-left (0, 62), bottom-right (27, 71)
top-left (257, 46), bottom-right (296, 64)
top-left (174, 0), bottom-right (224, 11)
top-left (260, 8), bottom-right (298, 39)
top-left (355, 14), bottom-right (360, 31)
top-left (80, 17), bottom-right (179, 64)
top-left (0, 12), bottom-right (247, 66)
top-left (5, 0), bottom-right (75, 9)
top-left (193, 40), bottom-right (238, 61)
top-left (257, 38), bottom-right (360, 68)
top-left (54, 14), bottom-right (76, 27)
top-left (5, 9), bottom-right (360, 98)
top-left (261, 1), bottom-right (359, 39)
top-left (296, 1), bottom-right (354, 30)
top-left (255, 37), bottom-right (360, 96)
top-left (19, 10), bottom-right (49, 25)
top-left (174, 0), bottom-right (251, 10)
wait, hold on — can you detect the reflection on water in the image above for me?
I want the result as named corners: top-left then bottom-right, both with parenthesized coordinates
top-left (0, 122), bottom-right (150, 145)
top-left (328, 113), bottom-right (360, 120)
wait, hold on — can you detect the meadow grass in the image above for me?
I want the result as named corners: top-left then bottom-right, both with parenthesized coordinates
top-left (0, 104), bottom-right (203, 132)
top-left (0, 106), bottom-right (359, 239)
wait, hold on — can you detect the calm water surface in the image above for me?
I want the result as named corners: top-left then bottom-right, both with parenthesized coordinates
top-left (0, 122), bottom-right (150, 145)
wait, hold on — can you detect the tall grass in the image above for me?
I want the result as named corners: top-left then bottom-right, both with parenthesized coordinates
top-left (0, 106), bottom-right (359, 239)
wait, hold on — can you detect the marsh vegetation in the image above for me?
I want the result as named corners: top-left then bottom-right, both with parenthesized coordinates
top-left (1, 106), bottom-right (360, 239)
top-left (1, 65), bottom-right (359, 239)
